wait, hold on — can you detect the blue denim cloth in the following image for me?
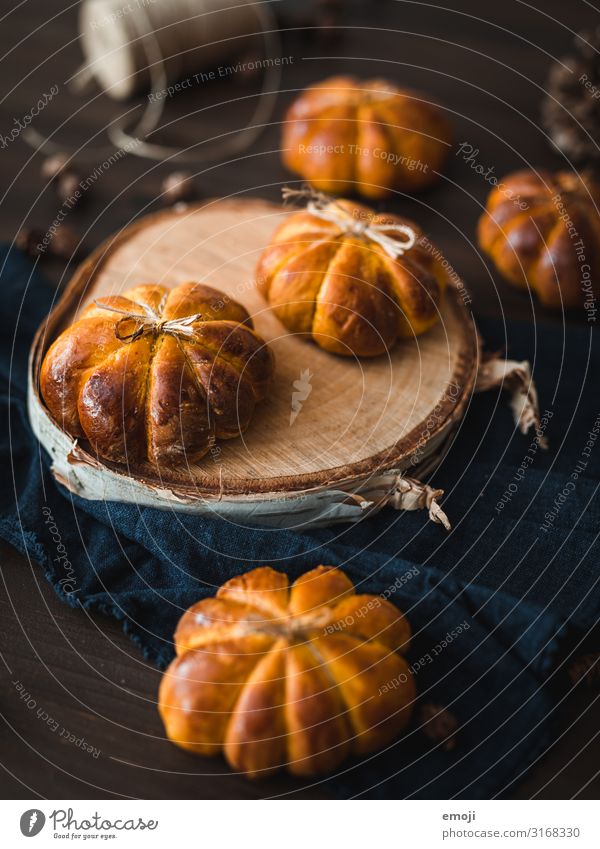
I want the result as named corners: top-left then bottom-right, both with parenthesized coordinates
top-left (1, 244), bottom-right (595, 798)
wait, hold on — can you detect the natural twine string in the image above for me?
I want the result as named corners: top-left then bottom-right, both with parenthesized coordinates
top-left (282, 186), bottom-right (417, 260)
top-left (94, 299), bottom-right (203, 342)
top-left (24, 0), bottom-right (281, 164)
top-left (106, 0), bottom-right (281, 162)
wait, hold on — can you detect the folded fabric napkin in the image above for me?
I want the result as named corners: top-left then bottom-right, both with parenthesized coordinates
top-left (1, 243), bottom-right (596, 798)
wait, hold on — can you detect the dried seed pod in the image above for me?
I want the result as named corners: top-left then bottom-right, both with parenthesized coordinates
top-left (161, 171), bottom-right (196, 204)
top-left (417, 702), bottom-right (458, 751)
top-left (542, 28), bottom-right (600, 164)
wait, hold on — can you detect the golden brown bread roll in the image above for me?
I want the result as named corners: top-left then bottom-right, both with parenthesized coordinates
top-left (40, 282), bottom-right (274, 466)
top-left (257, 195), bottom-right (448, 357)
top-left (159, 565), bottom-right (415, 778)
top-left (282, 76), bottom-right (452, 197)
top-left (477, 169), bottom-right (600, 310)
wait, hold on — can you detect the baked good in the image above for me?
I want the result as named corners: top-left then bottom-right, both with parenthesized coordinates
top-left (159, 565), bottom-right (415, 777)
top-left (40, 282), bottom-right (274, 466)
top-left (477, 169), bottom-right (600, 309)
top-left (257, 194), bottom-right (448, 357)
top-left (282, 75), bottom-right (452, 197)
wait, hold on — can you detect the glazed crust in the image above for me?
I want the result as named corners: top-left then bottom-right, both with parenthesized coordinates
top-left (40, 282), bottom-right (274, 466)
top-left (477, 169), bottom-right (600, 309)
top-left (282, 76), bottom-right (452, 197)
top-left (159, 565), bottom-right (415, 778)
top-left (257, 199), bottom-right (448, 357)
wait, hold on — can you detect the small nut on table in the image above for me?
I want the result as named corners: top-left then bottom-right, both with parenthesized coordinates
top-left (40, 153), bottom-right (70, 182)
top-left (41, 153), bottom-right (84, 206)
top-left (16, 225), bottom-right (79, 260)
top-left (55, 173), bottom-right (82, 204)
top-left (161, 171), bottom-right (196, 204)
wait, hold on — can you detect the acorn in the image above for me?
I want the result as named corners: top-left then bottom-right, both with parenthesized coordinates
top-left (40, 153), bottom-right (70, 183)
top-left (161, 171), bottom-right (196, 204)
top-left (16, 224), bottom-right (80, 261)
top-left (41, 153), bottom-right (84, 206)
top-left (55, 172), bottom-right (82, 205)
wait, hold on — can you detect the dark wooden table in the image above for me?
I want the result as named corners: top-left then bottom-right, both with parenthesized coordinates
top-left (1, 0), bottom-right (599, 799)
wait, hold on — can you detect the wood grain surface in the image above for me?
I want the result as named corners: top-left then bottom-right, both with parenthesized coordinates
top-left (30, 198), bottom-right (477, 494)
top-left (1, 0), bottom-right (599, 800)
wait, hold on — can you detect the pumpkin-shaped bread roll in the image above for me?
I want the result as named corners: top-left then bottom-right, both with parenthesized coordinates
top-left (159, 565), bottom-right (415, 777)
top-left (478, 169), bottom-right (600, 309)
top-left (40, 282), bottom-right (274, 466)
top-left (257, 196), bottom-right (448, 357)
top-left (282, 76), bottom-right (452, 197)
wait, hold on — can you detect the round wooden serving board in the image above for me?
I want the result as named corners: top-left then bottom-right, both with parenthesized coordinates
top-left (29, 198), bottom-right (479, 527)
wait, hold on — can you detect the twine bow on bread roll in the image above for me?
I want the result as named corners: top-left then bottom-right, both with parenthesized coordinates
top-left (282, 186), bottom-right (417, 259)
top-left (93, 299), bottom-right (203, 343)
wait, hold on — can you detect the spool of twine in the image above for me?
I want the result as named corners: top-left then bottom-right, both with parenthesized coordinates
top-left (25, 0), bottom-right (281, 163)
top-left (79, 0), bottom-right (265, 101)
